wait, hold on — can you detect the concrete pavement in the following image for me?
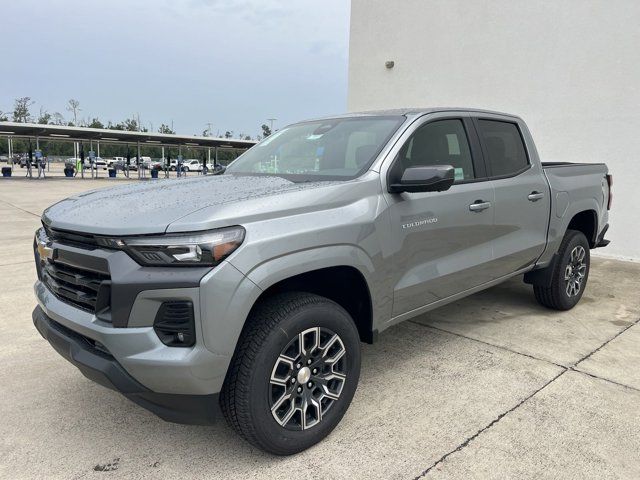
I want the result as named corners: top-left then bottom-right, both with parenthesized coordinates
top-left (0, 177), bottom-right (638, 479)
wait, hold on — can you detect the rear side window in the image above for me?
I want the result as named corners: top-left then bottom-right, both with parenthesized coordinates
top-left (397, 119), bottom-right (475, 182)
top-left (477, 120), bottom-right (528, 177)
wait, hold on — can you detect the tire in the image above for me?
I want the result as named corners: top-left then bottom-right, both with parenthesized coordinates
top-left (220, 292), bottom-right (361, 455)
top-left (534, 229), bottom-right (590, 310)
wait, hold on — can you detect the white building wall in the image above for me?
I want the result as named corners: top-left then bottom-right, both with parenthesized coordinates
top-left (348, 0), bottom-right (639, 260)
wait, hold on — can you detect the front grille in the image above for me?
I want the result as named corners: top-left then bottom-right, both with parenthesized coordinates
top-left (42, 260), bottom-right (110, 313)
top-left (43, 224), bottom-right (99, 250)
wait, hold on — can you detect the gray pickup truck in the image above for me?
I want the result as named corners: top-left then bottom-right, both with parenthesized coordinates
top-left (32, 108), bottom-right (611, 454)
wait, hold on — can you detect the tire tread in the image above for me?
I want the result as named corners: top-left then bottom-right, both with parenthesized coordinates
top-left (533, 229), bottom-right (588, 310)
top-left (220, 292), bottom-right (339, 453)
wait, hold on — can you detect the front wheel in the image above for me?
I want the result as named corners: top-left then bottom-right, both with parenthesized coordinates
top-left (534, 229), bottom-right (590, 310)
top-left (220, 292), bottom-right (361, 455)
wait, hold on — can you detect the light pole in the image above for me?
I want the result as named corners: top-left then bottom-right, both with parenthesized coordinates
top-left (267, 118), bottom-right (277, 132)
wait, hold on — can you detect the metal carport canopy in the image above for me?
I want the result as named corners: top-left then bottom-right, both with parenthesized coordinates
top-left (0, 121), bottom-right (256, 149)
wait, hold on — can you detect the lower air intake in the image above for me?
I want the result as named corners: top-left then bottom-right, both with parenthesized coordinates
top-left (153, 301), bottom-right (196, 347)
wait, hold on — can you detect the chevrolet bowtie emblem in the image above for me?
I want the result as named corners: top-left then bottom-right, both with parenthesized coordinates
top-left (37, 241), bottom-right (54, 260)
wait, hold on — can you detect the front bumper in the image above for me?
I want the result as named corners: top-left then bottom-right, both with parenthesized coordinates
top-left (33, 305), bottom-right (219, 424)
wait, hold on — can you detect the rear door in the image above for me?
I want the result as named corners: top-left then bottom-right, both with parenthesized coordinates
top-left (382, 113), bottom-right (498, 317)
top-left (473, 116), bottom-right (550, 277)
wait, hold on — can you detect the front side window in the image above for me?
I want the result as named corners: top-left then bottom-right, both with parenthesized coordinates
top-left (476, 120), bottom-right (529, 177)
top-left (395, 119), bottom-right (475, 182)
top-left (226, 116), bottom-right (405, 182)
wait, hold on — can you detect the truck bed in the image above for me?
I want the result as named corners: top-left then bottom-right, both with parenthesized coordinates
top-left (540, 160), bottom-right (609, 260)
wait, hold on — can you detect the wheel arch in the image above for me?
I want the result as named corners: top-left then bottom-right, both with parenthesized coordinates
top-left (241, 246), bottom-right (379, 344)
top-left (566, 209), bottom-right (598, 248)
top-left (251, 265), bottom-right (375, 344)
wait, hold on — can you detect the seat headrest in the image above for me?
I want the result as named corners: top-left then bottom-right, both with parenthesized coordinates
top-left (355, 145), bottom-right (378, 168)
top-left (410, 131), bottom-right (449, 167)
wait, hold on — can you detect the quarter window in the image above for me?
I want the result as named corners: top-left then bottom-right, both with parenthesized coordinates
top-left (396, 119), bottom-right (475, 182)
top-left (477, 120), bottom-right (529, 177)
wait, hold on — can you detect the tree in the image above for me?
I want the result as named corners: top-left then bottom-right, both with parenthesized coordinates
top-left (0, 111), bottom-right (8, 122)
top-left (37, 107), bottom-right (52, 124)
top-left (66, 99), bottom-right (81, 126)
top-left (13, 97), bottom-right (34, 123)
top-left (261, 123), bottom-right (272, 138)
top-left (108, 117), bottom-right (147, 132)
top-left (158, 123), bottom-right (175, 135)
top-left (224, 131), bottom-right (232, 139)
top-left (52, 112), bottom-right (66, 125)
top-left (87, 118), bottom-right (104, 129)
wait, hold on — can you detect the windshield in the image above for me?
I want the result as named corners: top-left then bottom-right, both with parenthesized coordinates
top-left (226, 116), bottom-right (405, 181)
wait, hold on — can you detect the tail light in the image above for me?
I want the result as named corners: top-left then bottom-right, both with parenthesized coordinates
top-left (606, 174), bottom-right (613, 210)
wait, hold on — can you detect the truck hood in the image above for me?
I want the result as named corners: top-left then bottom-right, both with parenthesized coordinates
top-left (42, 174), bottom-right (334, 235)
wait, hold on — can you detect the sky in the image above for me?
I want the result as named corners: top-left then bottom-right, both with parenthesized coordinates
top-left (0, 0), bottom-right (350, 138)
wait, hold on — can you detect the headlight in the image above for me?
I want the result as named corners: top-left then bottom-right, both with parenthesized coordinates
top-left (98, 226), bottom-right (245, 267)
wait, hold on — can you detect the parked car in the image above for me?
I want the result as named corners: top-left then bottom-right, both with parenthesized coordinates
top-left (182, 159), bottom-right (204, 172)
top-left (32, 108), bottom-right (611, 455)
top-left (0, 155), bottom-right (8, 163)
top-left (168, 158), bottom-right (201, 171)
top-left (106, 157), bottom-right (124, 169)
top-left (83, 157), bottom-right (107, 169)
top-left (131, 156), bottom-right (153, 169)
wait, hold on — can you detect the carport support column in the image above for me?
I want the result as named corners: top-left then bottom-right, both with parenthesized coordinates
top-left (36, 136), bottom-right (41, 178)
top-left (137, 142), bottom-right (141, 179)
top-left (178, 146), bottom-right (182, 178)
top-left (90, 140), bottom-right (95, 179)
top-left (162, 146), bottom-right (168, 178)
top-left (96, 141), bottom-right (100, 178)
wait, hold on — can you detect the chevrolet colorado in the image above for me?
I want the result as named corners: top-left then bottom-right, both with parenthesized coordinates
top-left (32, 108), bottom-right (611, 454)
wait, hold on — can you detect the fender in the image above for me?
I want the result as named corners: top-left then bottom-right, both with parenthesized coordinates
top-left (539, 198), bottom-right (600, 266)
top-left (236, 244), bottom-right (389, 331)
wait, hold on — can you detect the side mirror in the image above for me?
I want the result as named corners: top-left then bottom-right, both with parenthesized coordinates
top-left (389, 165), bottom-right (455, 193)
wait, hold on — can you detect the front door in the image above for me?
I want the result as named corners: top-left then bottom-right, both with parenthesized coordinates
top-left (382, 114), bottom-right (498, 317)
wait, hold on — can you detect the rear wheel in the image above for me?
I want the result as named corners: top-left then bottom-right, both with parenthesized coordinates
top-left (534, 229), bottom-right (590, 310)
top-left (220, 292), bottom-right (361, 455)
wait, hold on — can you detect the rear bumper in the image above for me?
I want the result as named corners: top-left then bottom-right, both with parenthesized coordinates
top-left (33, 305), bottom-right (220, 425)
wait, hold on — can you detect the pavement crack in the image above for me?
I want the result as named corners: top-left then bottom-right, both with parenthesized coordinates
top-left (411, 316), bottom-right (640, 478)
top-left (0, 198), bottom-right (41, 217)
top-left (413, 369), bottom-right (567, 479)
top-left (572, 317), bottom-right (640, 367)
top-left (408, 321), bottom-right (565, 369)
top-left (570, 367), bottom-right (640, 393)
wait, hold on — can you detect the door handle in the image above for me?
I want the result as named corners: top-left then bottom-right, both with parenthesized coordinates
top-left (469, 200), bottom-right (491, 212)
top-left (528, 191), bottom-right (544, 202)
